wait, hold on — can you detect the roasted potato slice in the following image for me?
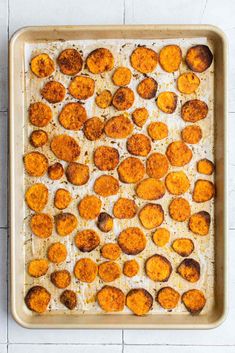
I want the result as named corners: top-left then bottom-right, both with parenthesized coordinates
top-left (145, 254), bottom-right (172, 282)
top-left (197, 159), bottom-right (214, 175)
top-left (130, 47), bottom-right (158, 73)
top-left (172, 238), bottom-right (194, 257)
top-left (186, 45), bottom-right (213, 73)
top-left (94, 175), bottom-right (119, 197)
top-left (156, 287), bottom-right (180, 309)
top-left (95, 90), bottom-right (112, 109)
top-left (118, 227), bottom-right (146, 255)
top-left (112, 66), bottom-right (132, 86)
top-left (132, 107), bottom-right (149, 127)
top-left (182, 289), bottom-right (206, 314)
top-left (127, 133), bottom-right (151, 156)
top-left (29, 102), bottom-right (52, 127)
top-left (74, 258), bottom-right (98, 283)
top-left (51, 134), bottom-right (80, 162)
top-left (165, 171), bottom-right (190, 195)
top-left (24, 152), bottom-right (48, 177)
top-left (139, 203), bottom-right (164, 229)
top-left (30, 130), bottom-right (48, 148)
top-left (69, 76), bottom-right (95, 100)
top-left (126, 288), bottom-right (153, 316)
top-left (156, 91), bottom-right (177, 113)
top-left (152, 228), bottom-right (170, 247)
top-left (28, 259), bottom-right (49, 278)
top-left (177, 258), bottom-right (200, 283)
top-left (59, 102), bottom-right (87, 130)
top-left (97, 212), bottom-right (113, 233)
top-left (159, 45), bottom-right (182, 72)
top-left (94, 146), bottom-right (119, 171)
top-left (78, 195), bottom-right (101, 220)
top-left (98, 261), bottom-right (121, 282)
top-left (136, 178), bottom-right (165, 201)
top-left (83, 117), bottom-right (104, 140)
top-left (117, 157), bottom-right (145, 183)
top-left (30, 53), bottom-right (55, 78)
top-left (25, 286), bottom-right (51, 313)
top-left (166, 141), bottom-right (192, 166)
top-left (146, 152), bottom-right (169, 179)
top-left (177, 72), bottom-right (200, 94)
top-left (189, 211), bottom-right (211, 236)
top-left (137, 77), bottom-right (158, 99)
top-left (47, 242), bottom-right (67, 264)
top-left (25, 183), bottom-right (48, 212)
top-left (54, 188), bottom-right (72, 210)
top-left (169, 197), bottom-right (191, 222)
top-left (113, 198), bottom-right (137, 219)
top-left (86, 48), bottom-right (114, 74)
top-left (97, 285), bottom-right (125, 312)
top-left (57, 48), bottom-right (83, 75)
top-left (48, 162), bottom-right (64, 180)
top-left (100, 243), bottom-right (121, 260)
top-left (123, 259), bottom-right (139, 277)
top-left (51, 270), bottom-right (71, 289)
top-left (66, 162), bottom-right (89, 186)
top-left (30, 213), bottom-right (53, 238)
top-left (181, 125), bottom-right (202, 144)
top-left (147, 122), bottom-right (168, 141)
top-left (192, 179), bottom-right (215, 202)
top-left (55, 213), bottom-right (78, 236)
top-left (112, 87), bottom-right (135, 111)
top-left (104, 114), bottom-right (133, 138)
top-left (74, 229), bottom-right (100, 252)
top-left (181, 99), bottom-right (208, 123)
top-left (41, 81), bottom-right (66, 103)
top-left (60, 290), bottom-right (77, 310)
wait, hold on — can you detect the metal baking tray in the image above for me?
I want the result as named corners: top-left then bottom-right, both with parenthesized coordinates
top-left (9, 25), bottom-right (228, 329)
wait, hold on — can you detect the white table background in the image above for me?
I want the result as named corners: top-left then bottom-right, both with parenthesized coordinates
top-left (0, 0), bottom-right (234, 352)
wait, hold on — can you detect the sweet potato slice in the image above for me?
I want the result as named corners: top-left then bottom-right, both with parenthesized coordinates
top-left (30, 213), bottom-right (53, 238)
top-left (86, 48), bottom-right (114, 74)
top-left (48, 162), bottom-right (64, 180)
top-left (51, 134), bottom-right (80, 162)
top-left (78, 195), bottom-right (101, 220)
top-left (182, 289), bottom-right (206, 314)
top-left (54, 188), bottom-right (72, 210)
top-left (126, 288), bottom-right (153, 316)
top-left (146, 152), bottom-right (169, 179)
top-left (156, 287), bottom-right (180, 309)
top-left (197, 159), bottom-right (214, 175)
top-left (113, 198), bottom-right (137, 219)
top-left (145, 254), bottom-right (172, 282)
top-left (112, 87), bottom-right (135, 111)
top-left (147, 122), bottom-right (168, 140)
top-left (172, 238), bottom-right (194, 257)
top-left (25, 286), bottom-right (51, 313)
top-left (95, 90), bottom-right (112, 109)
top-left (59, 102), bottom-right (87, 130)
top-left (123, 259), bottom-right (139, 277)
top-left (186, 45), bottom-right (213, 73)
top-left (165, 171), bottom-right (190, 195)
top-left (100, 243), bottom-right (121, 260)
top-left (55, 213), bottom-right (78, 236)
top-left (118, 157), bottom-right (145, 183)
top-left (28, 259), bottom-right (49, 278)
top-left (83, 117), bottom-right (104, 140)
top-left (74, 229), bottom-right (100, 252)
top-left (51, 270), bottom-right (71, 289)
top-left (118, 227), bottom-right (146, 255)
top-left (29, 102), bottom-right (52, 127)
top-left (156, 91), bottom-right (177, 113)
top-left (159, 45), bottom-right (182, 72)
top-left (30, 130), bottom-right (48, 147)
top-left (97, 212), bottom-right (113, 232)
top-left (137, 77), bottom-right (158, 99)
top-left (25, 183), bottom-right (48, 212)
top-left (41, 81), bottom-right (66, 103)
top-left (24, 152), bottom-right (48, 177)
top-left (192, 179), bottom-right (215, 202)
top-left (74, 258), bottom-right (98, 283)
top-left (177, 258), bottom-right (200, 283)
top-left (30, 53), bottom-right (55, 78)
top-left (127, 133), bottom-right (151, 156)
top-left (94, 175), bottom-right (119, 197)
top-left (69, 76), bottom-right (95, 100)
top-left (177, 72), bottom-right (200, 94)
top-left (47, 242), bottom-right (67, 263)
top-left (139, 203), bottom-right (164, 229)
top-left (169, 197), bottom-right (191, 222)
top-left (97, 285), bottom-right (125, 312)
top-left (98, 261), bottom-right (121, 282)
top-left (112, 66), bottom-right (132, 86)
top-left (181, 99), bottom-right (208, 123)
top-left (189, 211), bottom-right (211, 236)
top-left (132, 107), bottom-right (149, 127)
top-left (66, 162), bottom-right (89, 185)
top-left (104, 114), bottom-right (133, 138)
top-left (166, 141), bottom-right (192, 166)
top-left (57, 48), bottom-right (83, 75)
top-left (130, 47), bottom-right (158, 73)
top-left (152, 228), bottom-right (170, 247)
top-left (94, 146), bottom-right (119, 171)
top-left (60, 290), bottom-right (77, 310)
top-left (181, 125), bottom-right (202, 144)
top-left (136, 178), bottom-right (165, 200)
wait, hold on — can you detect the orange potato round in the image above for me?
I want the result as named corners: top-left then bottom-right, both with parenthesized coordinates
top-left (47, 242), bottom-right (67, 264)
top-left (137, 77), bottom-right (158, 99)
top-left (28, 259), bottom-right (49, 278)
top-left (57, 48), bottom-right (83, 75)
top-left (112, 87), bottom-right (135, 111)
top-left (112, 66), bottom-right (132, 86)
top-left (48, 162), bottom-right (64, 180)
top-left (181, 125), bottom-right (202, 144)
top-left (197, 159), bottom-right (214, 175)
top-left (83, 117), bottom-right (104, 141)
top-left (97, 285), bottom-right (125, 312)
top-left (136, 178), bottom-right (165, 201)
top-left (159, 45), bottom-right (182, 72)
top-left (127, 133), bottom-right (151, 156)
top-left (51, 134), bottom-right (80, 162)
top-left (30, 213), bottom-right (53, 238)
top-left (177, 258), bottom-right (200, 283)
top-left (104, 115), bottom-right (133, 138)
top-left (66, 162), bottom-right (89, 186)
top-left (130, 47), bottom-right (158, 73)
top-left (24, 152), bottom-right (48, 177)
top-left (41, 81), bottom-right (66, 103)
top-left (118, 227), bottom-right (146, 255)
top-left (169, 197), bottom-right (191, 222)
top-left (166, 141), bottom-right (192, 167)
top-left (30, 53), bottom-right (55, 78)
top-left (177, 72), bottom-right (200, 94)
top-left (156, 287), bottom-right (180, 309)
top-left (181, 99), bottom-right (208, 123)
top-left (146, 152), bottom-right (169, 179)
top-left (54, 188), bottom-right (72, 210)
top-left (29, 102), bottom-right (52, 127)
top-left (25, 183), bottom-right (48, 212)
top-left (25, 286), bottom-right (51, 313)
top-left (30, 130), bottom-right (48, 148)
top-left (100, 243), bottom-right (121, 260)
top-left (152, 228), bottom-right (170, 247)
top-left (59, 102), bottom-right (87, 130)
top-left (75, 229), bottom-right (100, 252)
top-left (78, 195), bottom-right (101, 220)
top-left (69, 76), bottom-right (95, 100)
top-left (145, 254), bottom-right (172, 282)
top-left (186, 45), bottom-right (213, 73)
top-left (95, 90), bottom-right (112, 109)
top-left (189, 211), bottom-right (211, 236)
top-left (51, 269), bottom-right (71, 289)
top-left (182, 289), bottom-right (206, 314)
top-left (118, 157), bottom-right (145, 183)
top-left (97, 212), bottom-right (113, 233)
top-left (156, 91), bottom-right (178, 113)
top-left (55, 213), bottom-right (78, 236)
top-left (139, 203), bottom-right (164, 229)
top-left (113, 198), bottom-right (137, 219)
top-left (98, 261), bottom-right (121, 282)
top-left (165, 171), bottom-right (190, 195)
top-left (60, 290), bottom-right (77, 310)
top-left (192, 179), bottom-right (215, 203)
top-left (94, 146), bottom-right (119, 171)
top-left (126, 288), bottom-right (153, 316)
top-left (172, 238), bottom-right (194, 257)
top-left (94, 175), bottom-right (119, 197)
top-left (74, 258), bottom-right (98, 283)
top-left (86, 48), bottom-right (114, 74)
top-left (123, 259), bottom-right (139, 277)
top-left (147, 122), bottom-right (168, 141)
top-left (132, 107), bottom-right (149, 127)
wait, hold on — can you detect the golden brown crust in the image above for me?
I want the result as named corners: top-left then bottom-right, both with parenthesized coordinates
top-left (152, 228), bottom-right (170, 247)
top-left (48, 162), bottom-right (64, 180)
top-left (139, 203), bottom-right (164, 229)
top-left (130, 47), bottom-right (158, 73)
top-left (55, 213), bottom-right (78, 236)
top-left (100, 243), bottom-right (121, 260)
top-left (94, 146), bottom-right (119, 171)
top-left (192, 179), bottom-right (215, 203)
top-left (137, 77), bottom-right (158, 99)
top-left (118, 227), bottom-right (146, 255)
top-left (54, 188), bottom-right (72, 210)
top-left (166, 141), bottom-right (192, 167)
top-left (47, 242), bottom-right (67, 263)
top-left (145, 254), bottom-right (172, 282)
top-left (186, 45), bottom-right (213, 73)
top-left (112, 67), bottom-right (132, 86)
top-left (182, 289), bottom-right (206, 314)
top-left (74, 229), bottom-right (100, 252)
top-left (177, 72), bottom-right (200, 94)
top-left (41, 81), bottom-right (66, 103)
top-left (172, 238), bottom-right (194, 257)
top-left (94, 175), bottom-right (119, 197)
top-left (60, 290), bottom-right (77, 310)
top-left (30, 130), bottom-right (48, 147)
top-left (123, 259), bottom-right (139, 277)
top-left (97, 285), bottom-right (125, 312)
top-left (177, 258), bottom-right (200, 283)
top-left (50, 270), bottom-right (71, 289)
top-left (25, 183), bottom-right (48, 212)
top-left (112, 87), bottom-right (135, 111)
top-left (29, 102), bottom-right (52, 127)
top-left (95, 90), bottom-right (112, 109)
top-left (181, 125), bottom-right (202, 144)
top-left (59, 102), bottom-right (87, 130)
top-left (159, 45), bottom-right (182, 72)
top-left (25, 286), bottom-right (51, 313)
top-left (127, 133), bottom-right (151, 156)
top-left (117, 157), bottom-right (145, 183)
top-left (147, 122), bottom-right (168, 141)
top-left (24, 152), bottom-right (48, 177)
top-left (28, 259), bottom-right (49, 278)
top-left (181, 99), bottom-right (208, 123)
top-left (136, 178), bottom-right (165, 201)
top-left (69, 76), bottom-right (95, 100)
top-left (66, 162), bottom-right (89, 186)
top-left (156, 287), bottom-right (180, 309)
top-left (146, 152), bottom-right (169, 179)
top-left (126, 288), bottom-right (153, 316)
top-left (83, 117), bottom-right (104, 140)
top-left (169, 197), bottom-right (191, 222)
top-left (197, 159), bottom-right (214, 175)
top-left (113, 198), bottom-right (137, 219)
top-left (74, 258), bottom-right (98, 283)
top-left (57, 48), bottom-right (83, 75)
top-left (165, 171), bottom-right (190, 195)
top-left (30, 53), bottom-right (55, 78)
top-left (86, 48), bottom-right (114, 74)
top-left (104, 115), bottom-right (133, 138)
top-left (132, 107), bottom-right (149, 127)
top-left (98, 261), bottom-right (121, 282)
top-left (189, 211), bottom-right (211, 236)
top-left (51, 134), bottom-right (80, 162)
top-left (78, 195), bottom-right (102, 220)
top-left (97, 212), bottom-right (113, 232)
top-left (156, 91), bottom-right (178, 113)
top-left (30, 213), bottom-right (53, 238)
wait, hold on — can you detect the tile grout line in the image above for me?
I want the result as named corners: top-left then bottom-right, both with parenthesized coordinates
top-left (7, 0), bottom-right (9, 349)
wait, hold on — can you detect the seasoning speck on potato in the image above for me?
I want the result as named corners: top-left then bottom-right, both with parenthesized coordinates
top-left (51, 134), bottom-right (80, 162)
top-left (74, 258), bottom-right (98, 283)
top-left (118, 157), bottom-right (145, 183)
top-left (147, 122), bottom-right (168, 141)
top-left (126, 288), bottom-right (153, 316)
top-left (24, 151), bottom-right (48, 177)
top-left (165, 171), bottom-right (190, 195)
top-left (51, 269), bottom-right (71, 289)
top-left (159, 45), bottom-right (182, 72)
top-left (181, 125), bottom-right (202, 144)
top-left (137, 77), bottom-right (158, 99)
top-left (98, 261), bottom-right (121, 282)
top-left (41, 81), bottom-right (66, 103)
top-left (57, 48), bottom-right (83, 75)
top-left (28, 259), bottom-right (49, 278)
top-left (30, 130), bottom-right (48, 148)
top-left (136, 178), bottom-right (165, 201)
top-left (145, 254), bottom-right (172, 282)
top-left (48, 162), bottom-right (64, 180)
top-left (74, 229), bottom-right (100, 252)
top-left (60, 290), bottom-right (77, 310)
top-left (66, 162), bottom-right (89, 186)
top-left (197, 159), bottom-right (214, 175)
top-left (83, 117), bottom-right (104, 140)
top-left (112, 66), bottom-right (132, 86)
top-left (97, 285), bottom-right (125, 312)
top-left (94, 146), bottom-right (119, 171)
top-left (30, 213), bottom-right (53, 238)
top-left (69, 75), bottom-right (95, 100)
top-left (177, 258), bottom-right (200, 283)
top-left (189, 211), bottom-right (211, 236)
top-left (123, 259), bottom-right (139, 277)
top-left (127, 133), bottom-right (151, 156)
top-left (25, 286), bottom-right (51, 313)
top-left (101, 243), bottom-right (121, 260)
top-left (156, 287), bottom-right (180, 310)
top-left (169, 197), bottom-right (191, 222)
top-left (118, 227), bottom-right (146, 255)
top-left (94, 175), bottom-right (119, 197)
top-left (55, 213), bottom-right (78, 236)
top-left (130, 47), bottom-right (158, 73)
top-left (139, 203), bottom-right (164, 229)
top-left (192, 179), bottom-right (215, 203)
top-left (104, 114), bottom-right (133, 138)
top-left (86, 48), bottom-right (114, 74)
top-left (59, 102), bottom-right (87, 130)
top-left (152, 228), bottom-right (170, 247)
top-left (177, 72), bottom-right (200, 94)
top-left (113, 198), bottom-right (137, 219)
top-left (182, 289), bottom-right (206, 314)
top-left (186, 45), bottom-right (213, 73)
top-left (172, 238), bottom-right (194, 257)
top-left (25, 183), bottom-right (48, 212)
top-left (78, 195), bottom-right (101, 220)
top-left (146, 152), bottom-right (169, 179)
top-left (97, 212), bottom-right (113, 233)
top-left (156, 91), bottom-right (177, 113)
top-left (30, 53), bottom-right (55, 78)
top-left (47, 242), bottom-right (67, 264)
top-left (54, 188), bottom-right (72, 210)
top-left (181, 99), bottom-right (208, 123)
top-left (166, 141), bottom-right (192, 167)
top-left (132, 107), bottom-right (149, 127)
top-left (95, 90), bottom-right (112, 109)
top-left (29, 102), bottom-right (52, 127)
top-left (112, 87), bottom-right (135, 111)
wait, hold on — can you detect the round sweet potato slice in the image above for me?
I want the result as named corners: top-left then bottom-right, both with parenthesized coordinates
top-left (147, 122), bottom-right (168, 141)
top-left (59, 102), bottom-right (87, 130)
top-left (74, 258), bottom-right (98, 283)
top-left (55, 213), bottom-right (78, 236)
top-left (197, 159), bottom-right (214, 175)
top-left (24, 152), bottom-right (48, 177)
top-left (95, 90), bottom-right (112, 109)
top-left (78, 195), bottom-right (101, 220)
top-left (29, 102), bottom-right (52, 127)
top-left (101, 243), bottom-right (121, 260)
top-left (54, 188), bottom-right (72, 210)
top-left (126, 288), bottom-right (153, 316)
top-left (69, 76), bottom-right (95, 100)
top-left (186, 45), bottom-right (213, 73)
top-left (152, 228), bottom-right (170, 247)
top-left (181, 125), bottom-right (202, 144)
top-left (145, 254), bottom-right (172, 282)
top-left (112, 87), bottom-right (135, 111)
top-left (47, 242), bottom-right (67, 263)
top-left (74, 229), bottom-right (100, 252)
top-left (86, 48), bottom-right (114, 74)
top-left (166, 141), bottom-right (192, 167)
top-left (132, 107), bottom-right (149, 127)
top-left (94, 146), bottom-right (119, 171)
top-left (177, 258), bottom-right (200, 283)
top-left (28, 259), bottom-right (49, 278)
top-left (172, 238), bottom-right (194, 257)
top-left (146, 152), bottom-right (169, 179)
top-left (169, 197), bottom-right (191, 222)
top-left (94, 175), bottom-right (119, 197)
top-left (182, 289), bottom-right (206, 314)
top-left (139, 203), bottom-right (164, 229)
top-left (123, 259), bottom-right (139, 277)
top-left (177, 72), bottom-right (200, 94)
top-left (156, 91), bottom-right (177, 113)
top-left (181, 99), bottom-right (208, 123)
top-left (156, 287), bottom-right (180, 309)
top-left (136, 178), bottom-right (165, 200)
top-left (104, 115), bottom-right (133, 138)
top-left (189, 211), bottom-right (211, 236)
top-left (51, 134), bottom-right (80, 162)
top-left (60, 290), bottom-right (77, 310)
top-left (118, 227), bottom-right (146, 255)
top-left (48, 162), bottom-right (64, 180)
top-left (51, 269), bottom-right (71, 289)
top-left (30, 213), bottom-right (53, 238)
top-left (83, 117), bottom-right (104, 140)
top-left (25, 183), bottom-right (48, 212)
top-left (41, 81), bottom-right (66, 103)
top-left (137, 77), bottom-right (158, 99)
top-left (112, 66), bottom-right (132, 86)
top-left (97, 285), bottom-right (125, 312)
top-left (97, 212), bottom-right (113, 232)
top-left (165, 171), bottom-right (190, 195)
top-left (30, 130), bottom-right (48, 147)
top-left (127, 133), bottom-right (151, 156)
top-left (192, 179), bottom-right (215, 203)
top-left (30, 53), bottom-right (55, 78)
top-left (130, 47), bottom-right (158, 73)
top-left (98, 261), bottom-right (121, 282)
top-left (159, 45), bottom-right (182, 72)
top-left (66, 162), bottom-right (89, 186)
top-left (113, 198), bottom-right (137, 219)
top-left (118, 157), bottom-right (145, 183)
top-left (25, 286), bottom-right (51, 313)
top-left (57, 48), bottom-right (83, 75)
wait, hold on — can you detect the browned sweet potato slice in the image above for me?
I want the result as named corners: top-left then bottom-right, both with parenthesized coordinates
top-left (28, 259), bottom-right (49, 278)
top-left (47, 242), bottom-right (67, 263)
top-left (25, 183), bottom-right (48, 212)
top-left (181, 99), bottom-right (208, 123)
top-left (166, 141), bottom-right (192, 166)
top-left (66, 162), bottom-right (89, 186)
top-left (126, 288), bottom-right (153, 316)
top-left (172, 238), bottom-right (194, 257)
top-left (60, 290), bottom-right (77, 310)
top-left (97, 212), bottom-right (113, 232)
top-left (51, 134), bottom-right (80, 162)
top-left (189, 211), bottom-right (211, 236)
top-left (146, 152), bottom-right (169, 179)
top-left (94, 175), bottom-right (119, 197)
top-left (112, 87), bottom-right (135, 111)
top-left (169, 197), bottom-right (191, 222)
top-left (159, 45), bottom-right (182, 72)
top-left (104, 114), bottom-right (133, 138)
top-left (182, 289), bottom-right (206, 314)
top-left (57, 48), bottom-right (83, 75)
top-left (30, 53), bottom-right (55, 78)
top-left (152, 228), bottom-right (170, 247)
top-left (118, 227), bottom-right (146, 255)
top-left (137, 77), bottom-right (158, 99)
top-left (136, 178), bottom-right (165, 200)
top-left (25, 286), bottom-right (51, 313)
top-left (145, 254), bottom-right (172, 282)
top-left (192, 179), bottom-right (215, 202)
top-left (74, 258), bottom-right (98, 283)
top-left (127, 133), bottom-right (151, 156)
top-left (197, 159), bottom-right (214, 175)
top-left (51, 269), bottom-right (71, 289)
top-left (112, 66), bottom-right (132, 86)
top-left (86, 48), bottom-right (114, 74)
top-left (130, 47), bottom-right (158, 73)
top-left (83, 117), bottom-right (104, 140)
top-left (54, 189), bottom-right (72, 210)
top-left (156, 92), bottom-right (177, 113)
top-left (165, 171), bottom-right (190, 195)
top-left (118, 157), bottom-right (145, 183)
top-left (177, 72), bottom-right (200, 94)
top-left (55, 213), bottom-right (78, 236)
top-left (41, 81), bottom-right (66, 103)
top-left (123, 259), bottom-right (139, 277)
top-left (29, 102), bottom-right (52, 127)
top-left (94, 146), bottom-right (119, 171)
top-left (177, 258), bottom-right (200, 283)
top-left (69, 76), bottom-right (95, 100)
top-left (78, 195), bottom-right (101, 220)
top-left (147, 122), bottom-right (168, 140)
top-left (100, 243), bottom-right (121, 260)
top-left (97, 285), bottom-right (125, 312)
top-left (98, 261), bottom-right (121, 282)
top-left (48, 162), bottom-right (64, 180)
top-left (186, 45), bottom-right (213, 73)
top-left (113, 198), bottom-right (137, 219)
top-left (156, 287), bottom-right (180, 309)
top-left (139, 203), bottom-right (164, 229)
top-left (24, 152), bottom-right (48, 177)
top-left (74, 229), bottom-right (100, 252)
top-left (95, 90), bottom-right (112, 109)
top-left (181, 125), bottom-right (202, 144)
top-left (30, 213), bottom-right (53, 238)
top-left (30, 130), bottom-right (48, 147)
top-left (132, 107), bottom-right (149, 127)
top-left (59, 102), bottom-right (87, 130)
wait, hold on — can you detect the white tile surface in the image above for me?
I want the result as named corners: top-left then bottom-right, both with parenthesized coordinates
top-left (0, 113), bottom-right (8, 227)
top-left (0, 0), bottom-right (8, 111)
top-left (0, 345), bottom-right (7, 353)
top-left (0, 230), bottom-right (8, 344)
top-left (125, 346), bottom-right (235, 353)
top-left (8, 344), bottom-right (122, 353)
